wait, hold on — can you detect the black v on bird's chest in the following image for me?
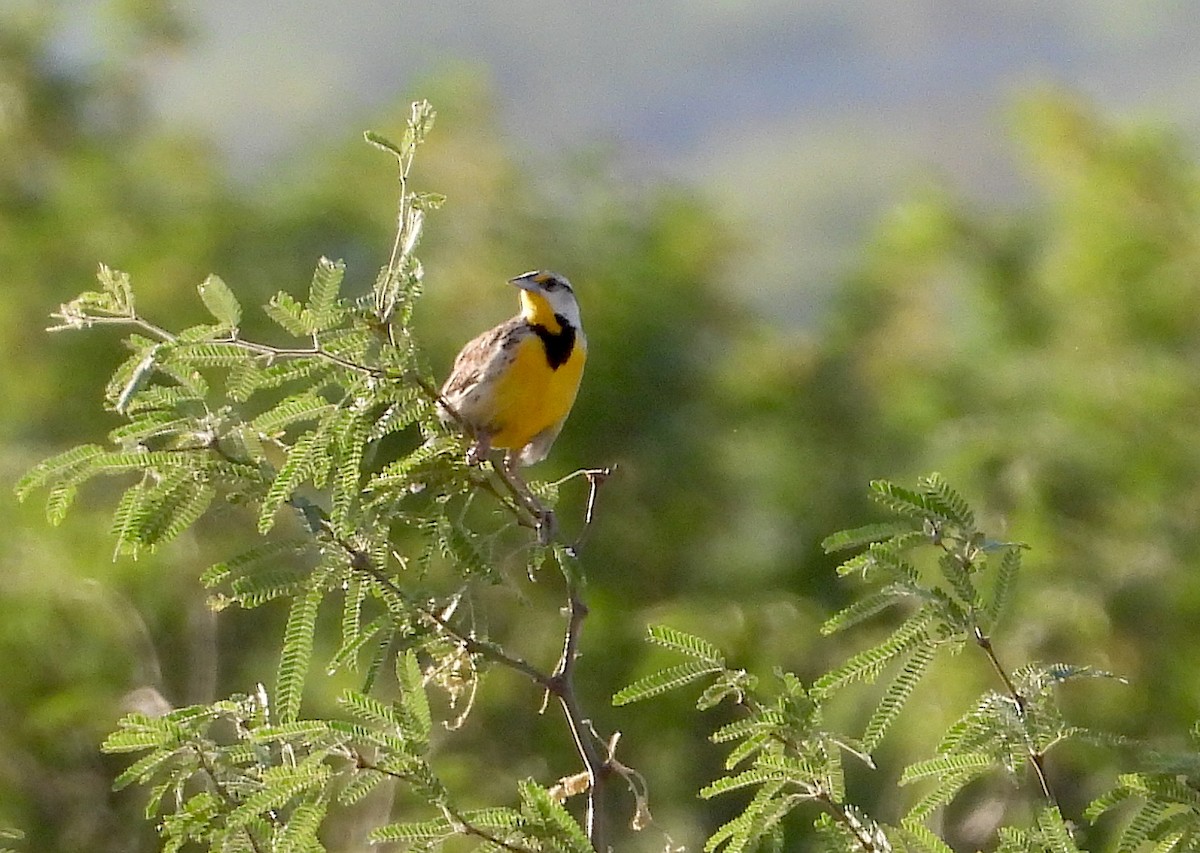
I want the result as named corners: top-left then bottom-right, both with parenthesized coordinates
top-left (530, 317), bottom-right (576, 369)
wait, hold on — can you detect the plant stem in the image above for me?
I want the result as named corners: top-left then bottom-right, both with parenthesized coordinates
top-left (973, 627), bottom-right (1054, 802)
top-left (357, 756), bottom-right (537, 853)
top-left (549, 585), bottom-right (610, 850)
top-left (338, 532), bottom-right (612, 850)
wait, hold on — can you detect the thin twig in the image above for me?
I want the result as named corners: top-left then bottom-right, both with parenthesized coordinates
top-left (937, 532), bottom-right (1057, 806)
top-left (356, 754), bottom-right (537, 853)
top-left (214, 336), bottom-right (388, 377)
top-left (973, 627), bottom-right (1054, 802)
top-left (336, 527), bottom-right (611, 849)
top-left (54, 310), bottom-right (178, 343)
top-left (547, 577), bottom-right (610, 850)
top-left (570, 467), bottom-right (614, 555)
top-left (325, 534), bottom-right (553, 691)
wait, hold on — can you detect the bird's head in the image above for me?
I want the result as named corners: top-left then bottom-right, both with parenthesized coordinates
top-left (510, 271), bottom-right (581, 332)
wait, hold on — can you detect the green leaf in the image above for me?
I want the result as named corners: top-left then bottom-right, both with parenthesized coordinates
top-left (258, 427), bottom-right (332, 534)
top-left (307, 256), bottom-right (345, 314)
top-left (367, 393), bottom-right (431, 442)
top-left (276, 576), bottom-right (325, 724)
top-left (15, 443), bottom-right (105, 502)
top-left (197, 274), bottom-right (242, 328)
top-left (364, 130), bottom-right (404, 158)
top-left (645, 624), bottom-right (726, 666)
top-left (367, 436), bottom-right (459, 492)
top-left (264, 291), bottom-right (312, 336)
top-left (517, 778), bottom-right (592, 853)
top-left (699, 766), bottom-right (788, 799)
top-left (821, 587), bottom-right (909, 635)
top-left (1036, 806), bottom-right (1083, 853)
top-left (396, 650), bottom-right (432, 745)
top-left (814, 611), bottom-right (932, 697)
top-left (863, 641), bottom-right (936, 751)
top-left (162, 341), bottom-right (251, 367)
top-left (612, 661), bottom-right (723, 706)
top-left (440, 519), bottom-right (494, 579)
top-left (896, 820), bottom-right (957, 853)
top-left (98, 262), bottom-right (135, 312)
top-left (985, 545), bottom-right (1022, 628)
top-left (329, 415), bottom-right (369, 535)
top-left (709, 710), bottom-right (787, 745)
top-left (274, 796), bottom-right (326, 851)
top-left (45, 481), bottom-right (79, 526)
top-left (721, 732), bottom-right (773, 770)
top-left (900, 752), bottom-right (992, 785)
top-left (822, 521), bottom-right (920, 553)
top-left (870, 480), bottom-right (939, 519)
top-left (248, 720), bottom-right (332, 744)
top-left (111, 745), bottom-right (181, 791)
top-left (370, 815), bottom-right (454, 842)
top-left (226, 759), bottom-right (332, 830)
top-left (917, 472), bottom-right (975, 528)
top-left (938, 549), bottom-right (980, 610)
top-left (140, 479), bottom-right (216, 549)
top-left (338, 769), bottom-right (385, 806)
top-left (101, 714), bottom-right (183, 753)
top-left (228, 358), bottom-right (330, 402)
top-left (250, 391), bottom-right (336, 434)
top-left (337, 689), bottom-right (402, 732)
top-left (834, 537), bottom-right (923, 582)
top-left (203, 539), bottom-right (312, 588)
top-left (705, 782), bottom-right (790, 853)
top-left (410, 190), bottom-right (446, 211)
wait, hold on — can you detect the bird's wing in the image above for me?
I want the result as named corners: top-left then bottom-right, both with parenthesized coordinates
top-left (440, 316), bottom-right (528, 403)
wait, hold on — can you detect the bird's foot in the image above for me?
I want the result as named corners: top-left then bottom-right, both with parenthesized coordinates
top-left (465, 434), bottom-right (492, 466)
top-left (535, 508), bottom-right (558, 546)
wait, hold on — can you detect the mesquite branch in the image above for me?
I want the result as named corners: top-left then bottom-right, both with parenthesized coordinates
top-left (322, 470), bottom-right (616, 851)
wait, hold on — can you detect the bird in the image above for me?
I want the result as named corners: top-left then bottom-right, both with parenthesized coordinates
top-left (439, 271), bottom-right (586, 472)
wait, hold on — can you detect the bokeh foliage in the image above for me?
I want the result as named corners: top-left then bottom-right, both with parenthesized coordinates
top-left (7, 1), bottom-right (1200, 850)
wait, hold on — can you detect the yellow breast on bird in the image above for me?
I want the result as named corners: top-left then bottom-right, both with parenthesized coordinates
top-left (440, 271), bottom-right (586, 467)
top-left (487, 321), bottom-right (587, 451)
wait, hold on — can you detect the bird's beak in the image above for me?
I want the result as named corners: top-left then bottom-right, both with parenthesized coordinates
top-left (508, 271), bottom-right (543, 292)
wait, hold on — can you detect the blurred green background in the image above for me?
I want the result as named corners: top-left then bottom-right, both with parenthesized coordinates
top-left (7, 0), bottom-right (1200, 849)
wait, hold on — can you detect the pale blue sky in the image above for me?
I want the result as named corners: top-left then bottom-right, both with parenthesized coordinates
top-left (66, 1), bottom-right (1200, 314)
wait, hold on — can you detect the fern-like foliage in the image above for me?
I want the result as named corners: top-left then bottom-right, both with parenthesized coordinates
top-left (102, 691), bottom-right (345, 852)
top-left (25, 100), bottom-right (603, 853)
top-left (617, 626), bottom-right (881, 851)
top-left (1086, 722), bottom-right (1200, 853)
top-left (619, 476), bottom-right (1138, 851)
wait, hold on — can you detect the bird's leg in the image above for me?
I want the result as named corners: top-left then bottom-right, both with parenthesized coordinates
top-left (465, 431), bottom-right (492, 466)
top-left (502, 452), bottom-right (557, 544)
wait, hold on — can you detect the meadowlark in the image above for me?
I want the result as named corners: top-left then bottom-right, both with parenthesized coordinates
top-left (439, 271), bottom-right (586, 471)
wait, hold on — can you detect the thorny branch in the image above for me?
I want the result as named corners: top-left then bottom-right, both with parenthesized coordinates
top-left (550, 585), bottom-right (610, 851)
top-left (322, 467), bottom-right (619, 851)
